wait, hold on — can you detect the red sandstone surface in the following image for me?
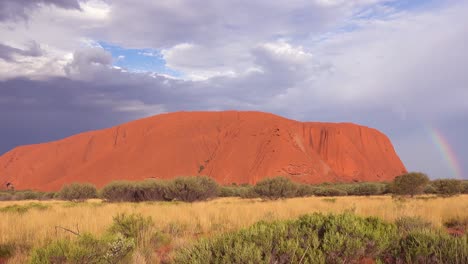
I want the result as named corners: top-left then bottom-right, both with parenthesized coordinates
top-left (0, 111), bottom-right (407, 191)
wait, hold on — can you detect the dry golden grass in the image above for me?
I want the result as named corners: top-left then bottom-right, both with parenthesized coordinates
top-left (1, 195), bottom-right (467, 263)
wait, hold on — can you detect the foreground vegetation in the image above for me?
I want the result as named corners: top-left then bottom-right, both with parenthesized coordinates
top-left (1, 195), bottom-right (467, 263)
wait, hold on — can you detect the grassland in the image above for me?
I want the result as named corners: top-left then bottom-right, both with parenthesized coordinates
top-left (1, 195), bottom-right (467, 263)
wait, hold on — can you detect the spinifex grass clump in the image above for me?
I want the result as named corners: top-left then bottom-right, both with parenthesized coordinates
top-left (175, 213), bottom-right (468, 264)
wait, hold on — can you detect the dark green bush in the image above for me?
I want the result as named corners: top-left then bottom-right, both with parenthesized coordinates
top-left (100, 181), bottom-right (136, 202)
top-left (253, 177), bottom-right (298, 199)
top-left (392, 172), bottom-right (430, 197)
top-left (58, 183), bottom-right (98, 201)
top-left (295, 184), bottom-right (318, 197)
top-left (167, 176), bottom-right (219, 202)
top-left (313, 187), bottom-right (347, 196)
top-left (432, 179), bottom-right (463, 197)
top-left (462, 181), bottom-right (468, 194)
top-left (424, 184), bottom-right (437, 194)
top-left (135, 179), bottom-right (170, 201)
top-left (350, 183), bottom-right (383, 196)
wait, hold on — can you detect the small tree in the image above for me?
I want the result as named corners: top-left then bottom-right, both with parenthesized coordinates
top-left (431, 179), bottom-right (462, 197)
top-left (58, 183), bottom-right (97, 201)
top-left (392, 172), bottom-right (429, 197)
top-left (253, 177), bottom-right (298, 199)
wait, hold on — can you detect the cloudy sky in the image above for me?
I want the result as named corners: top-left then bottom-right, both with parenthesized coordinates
top-left (0, 0), bottom-right (466, 179)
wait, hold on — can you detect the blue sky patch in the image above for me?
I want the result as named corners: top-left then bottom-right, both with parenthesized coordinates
top-left (99, 42), bottom-right (181, 77)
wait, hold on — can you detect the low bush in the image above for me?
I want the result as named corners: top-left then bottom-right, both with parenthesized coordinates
top-left (58, 183), bottom-right (98, 201)
top-left (174, 213), bottom-right (397, 263)
top-left (432, 179), bottom-right (463, 197)
top-left (29, 233), bottom-right (134, 264)
top-left (218, 185), bottom-right (253, 197)
top-left (100, 181), bottom-right (136, 202)
top-left (349, 183), bottom-right (384, 196)
top-left (167, 176), bottom-right (219, 202)
top-left (175, 213), bottom-right (468, 264)
top-left (313, 187), bottom-right (347, 196)
top-left (393, 231), bottom-right (468, 263)
top-left (253, 177), bottom-right (298, 199)
top-left (108, 213), bottom-right (154, 242)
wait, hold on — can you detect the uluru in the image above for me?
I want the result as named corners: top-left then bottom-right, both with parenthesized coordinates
top-left (0, 111), bottom-right (406, 191)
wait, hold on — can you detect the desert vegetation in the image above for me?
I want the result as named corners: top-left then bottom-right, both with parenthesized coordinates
top-left (0, 174), bottom-right (467, 263)
top-left (0, 194), bottom-right (467, 263)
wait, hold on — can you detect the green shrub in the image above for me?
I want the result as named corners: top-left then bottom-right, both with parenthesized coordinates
top-left (58, 183), bottom-right (97, 201)
top-left (175, 213), bottom-right (468, 264)
top-left (101, 181), bottom-right (136, 202)
top-left (424, 184), bottom-right (437, 194)
top-left (29, 233), bottom-right (134, 264)
top-left (167, 176), bottom-right (219, 202)
top-left (253, 177), bottom-right (298, 199)
top-left (108, 213), bottom-right (154, 242)
top-left (313, 187), bottom-right (347, 196)
top-left (392, 172), bottom-right (430, 197)
top-left (239, 186), bottom-right (259, 198)
top-left (174, 213), bottom-right (397, 263)
top-left (135, 180), bottom-right (170, 201)
top-left (350, 183), bottom-right (383, 196)
top-left (432, 179), bottom-right (463, 197)
top-left (295, 184), bottom-right (318, 197)
top-left (393, 231), bottom-right (468, 264)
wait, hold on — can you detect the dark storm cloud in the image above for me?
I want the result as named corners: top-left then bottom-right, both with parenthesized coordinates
top-left (0, 41), bottom-right (42, 61)
top-left (0, 0), bottom-right (81, 21)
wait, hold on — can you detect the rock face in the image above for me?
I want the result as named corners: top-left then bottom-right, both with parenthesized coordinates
top-left (0, 111), bottom-right (407, 191)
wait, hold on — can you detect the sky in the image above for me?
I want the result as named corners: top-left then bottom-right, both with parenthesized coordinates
top-left (0, 0), bottom-right (467, 180)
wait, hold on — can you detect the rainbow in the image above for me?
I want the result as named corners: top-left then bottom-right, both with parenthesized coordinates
top-left (428, 127), bottom-right (463, 179)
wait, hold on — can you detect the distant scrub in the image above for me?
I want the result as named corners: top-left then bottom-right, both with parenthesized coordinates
top-left (58, 183), bottom-right (98, 201)
top-left (167, 176), bottom-right (219, 202)
top-left (253, 177), bottom-right (298, 199)
top-left (101, 176), bottom-right (218, 203)
top-left (101, 180), bottom-right (170, 202)
top-left (175, 213), bottom-right (468, 264)
top-left (431, 179), bottom-right (463, 196)
top-left (1, 175), bottom-right (466, 203)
